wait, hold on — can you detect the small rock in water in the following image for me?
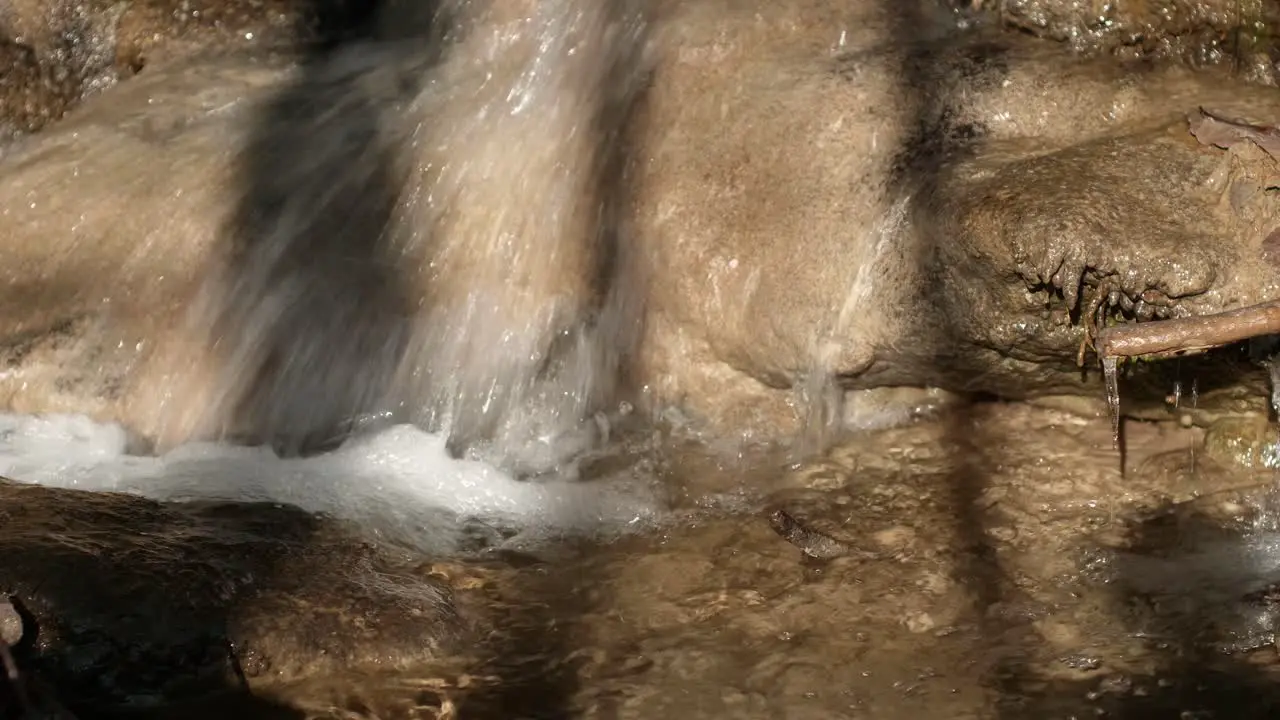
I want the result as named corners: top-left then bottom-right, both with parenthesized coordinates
top-left (0, 598), bottom-right (21, 646)
top-left (768, 508), bottom-right (853, 560)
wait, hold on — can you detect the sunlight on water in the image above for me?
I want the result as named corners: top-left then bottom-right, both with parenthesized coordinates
top-left (142, 0), bottom-right (654, 478)
top-left (0, 413), bottom-right (664, 554)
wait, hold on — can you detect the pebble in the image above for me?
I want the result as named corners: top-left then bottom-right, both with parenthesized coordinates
top-left (0, 597), bottom-right (23, 645)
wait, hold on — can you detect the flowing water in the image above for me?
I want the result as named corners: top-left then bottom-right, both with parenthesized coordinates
top-left (0, 413), bottom-right (664, 554)
top-left (12, 400), bottom-right (1280, 718)
top-left (8, 1), bottom-right (1280, 719)
top-left (140, 0), bottom-right (653, 476)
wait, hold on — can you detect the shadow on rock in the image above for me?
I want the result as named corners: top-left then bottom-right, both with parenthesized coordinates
top-left (186, 0), bottom-right (436, 457)
top-left (996, 486), bottom-right (1280, 718)
top-left (883, 0), bottom-right (1024, 704)
top-left (0, 479), bottom-right (464, 718)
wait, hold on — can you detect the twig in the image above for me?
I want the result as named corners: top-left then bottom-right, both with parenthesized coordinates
top-left (1094, 299), bottom-right (1280, 360)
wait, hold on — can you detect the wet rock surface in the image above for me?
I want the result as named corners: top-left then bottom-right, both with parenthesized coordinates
top-left (930, 117), bottom-right (1280, 391)
top-left (494, 404), bottom-right (1280, 718)
top-left (0, 480), bottom-right (468, 709)
top-left (6, 1), bottom-right (1280, 718)
top-left (990, 0), bottom-right (1280, 62)
top-left (1, 1), bottom-right (1280, 444)
top-left (0, 0), bottom-right (380, 139)
top-left (630, 6), bottom-right (1280, 434)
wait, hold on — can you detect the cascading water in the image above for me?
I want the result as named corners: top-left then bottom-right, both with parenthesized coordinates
top-left (141, 0), bottom-right (654, 477)
top-left (796, 196), bottom-right (911, 458)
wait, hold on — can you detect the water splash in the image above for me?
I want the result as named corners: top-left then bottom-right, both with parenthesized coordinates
top-left (142, 0), bottom-right (653, 476)
top-left (0, 413), bottom-right (663, 554)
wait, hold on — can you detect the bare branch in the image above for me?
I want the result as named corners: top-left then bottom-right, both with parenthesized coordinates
top-left (1094, 299), bottom-right (1280, 360)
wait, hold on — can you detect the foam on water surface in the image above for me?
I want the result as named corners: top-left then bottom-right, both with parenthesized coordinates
top-left (0, 413), bottom-right (664, 554)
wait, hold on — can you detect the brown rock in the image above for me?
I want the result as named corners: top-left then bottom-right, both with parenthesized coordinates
top-left (0, 597), bottom-right (22, 646)
top-left (0, 0), bottom-right (1278, 452)
top-left (0, 479), bottom-right (466, 704)
top-left (0, 0), bottom-right (377, 139)
top-left (628, 3), bottom-right (1280, 435)
top-left (0, 38), bottom-right (79, 138)
top-left (990, 0), bottom-right (1277, 60)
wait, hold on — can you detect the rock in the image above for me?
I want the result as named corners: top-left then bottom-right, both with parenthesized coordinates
top-left (0, 53), bottom-right (290, 434)
top-left (990, 0), bottom-right (1276, 60)
top-left (629, 2), bottom-right (1280, 435)
top-left (0, 0), bottom-right (1277, 450)
top-left (0, 480), bottom-right (468, 707)
top-left (0, 0), bottom-right (381, 139)
top-left (0, 38), bottom-right (81, 138)
top-left (1202, 414), bottom-right (1280, 469)
top-left (0, 596), bottom-right (22, 645)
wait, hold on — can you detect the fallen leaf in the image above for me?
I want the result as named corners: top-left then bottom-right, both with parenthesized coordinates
top-left (1189, 107), bottom-right (1280, 159)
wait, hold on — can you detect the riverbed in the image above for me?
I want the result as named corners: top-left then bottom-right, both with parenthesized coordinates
top-left (8, 397), bottom-right (1280, 718)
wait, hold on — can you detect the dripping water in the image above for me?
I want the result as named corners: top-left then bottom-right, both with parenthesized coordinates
top-left (1102, 355), bottom-right (1121, 449)
top-left (1270, 362), bottom-right (1280, 420)
top-left (795, 196), bottom-right (910, 459)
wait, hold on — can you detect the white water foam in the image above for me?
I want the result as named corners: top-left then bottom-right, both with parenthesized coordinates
top-left (0, 413), bottom-right (663, 554)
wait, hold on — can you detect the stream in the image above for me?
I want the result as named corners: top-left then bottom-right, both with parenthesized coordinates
top-left (7, 399), bottom-right (1280, 718)
top-left (6, 0), bottom-right (1280, 718)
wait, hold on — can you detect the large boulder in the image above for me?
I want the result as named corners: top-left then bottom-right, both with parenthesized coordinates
top-left (629, 2), bottom-right (1280, 435)
top-left (0, 0), bottom-right (1276, 453)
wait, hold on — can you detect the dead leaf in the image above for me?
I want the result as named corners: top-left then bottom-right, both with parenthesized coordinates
top-left (1189, 107), bottom-right (1280, 159)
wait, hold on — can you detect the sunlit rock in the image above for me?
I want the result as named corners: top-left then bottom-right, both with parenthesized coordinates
top-left (0, 0), bottom-right (1277, 457)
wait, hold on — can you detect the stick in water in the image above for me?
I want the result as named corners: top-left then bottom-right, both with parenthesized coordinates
top-left (1093, 299), bottom-right (1280, 451)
